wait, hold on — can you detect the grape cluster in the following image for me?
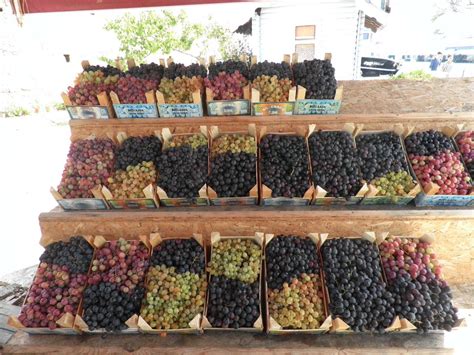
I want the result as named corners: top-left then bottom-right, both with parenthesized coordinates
top-left (208, 239), bottom-right (261, 284)
top-left (357, 132), bottom-right (409, 182)
top-left (252, 75), bottom-right (292, 102)
top-left (57, 138), bottom-right (116, 199)
top-left (208, 134), bottom-right (257, 197)
top-left (74, 70), bottom-right (120, 86)
top-left (380, 237), bottom-right (459, 332)
top-left (140, 265), bottom-right (206, 329)
top-left (107, 162), bottom-right (157, 199)
top-left (156, 134), bottom-right (208, 198)
top-left (405, 130), bottom-right (454, 156)
top-left (292, 59), bottom-right (337, 99)
top-left (168, 134), bottom-right (207, 149)
top-left (115, 136), bottom-right (162, 171)
top-left (266, 236), bottom-right (325, 330)
top-left (266, 236), bottom-right (319, 289)
top-left (40, 236), bottom-right (94, 274)
top-left (127, 62), bottom-right (164, 83)
top-left (322, 239), bottom-right (396, 332)
top-left (82, 282), bottom-right (145, 331)
top-left (159, 77), bottom-right (202, 104)
top-left (87, 239), bottom-right (149, 294)
top-left (260, 134), bottom-right (311, 198)
top-left (249, 61), bottom-right (292, 81)
top-left (208, 60), bottom-right (250, 79)
top-left (372, 171), bottom-right (416, 197)
top-left (308, 131), bottom-right (363, 198)
top-left (18, 237), bottom-right (94, 329)
top-left (456, 131), bottom-right (474, 174)
top-left (205, 72), bottom-right (248, 100)
top-left (67, 82), bottom-right (117, 106)
top-left (206, 276), bottom-right (260, 329)
top-left (116, 75), bottom-right (157, 104)
top-left (86, 64), bottom-right (124, 77)
top-left (151, 239), bottom-right (205, 274)
top-left (164, 63), bottom-right (207, 80)
top-left (406, 130), bottom-right (472, 195)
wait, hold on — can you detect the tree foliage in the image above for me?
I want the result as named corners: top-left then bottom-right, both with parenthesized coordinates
top-left (102, 10), bottom-right (251, 65)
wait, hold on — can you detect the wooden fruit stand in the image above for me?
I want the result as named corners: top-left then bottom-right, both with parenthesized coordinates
top-left (4, 80), bottom-right (474, 353)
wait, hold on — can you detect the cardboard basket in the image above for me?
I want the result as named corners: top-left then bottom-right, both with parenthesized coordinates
top-left (74, 235), bottom-right (151, 334)
top-left (264, 233), bottom-right (332, 334)
top-left (202, 232), bottom-right (264, 332)
top-left (157, 127), bottom-right (210, 207)
top-left (8, 235), bottom-right (96, 334)
top-left (293, 53), bottom-right (342, 115)
top-left (137, 233), bottom-right (207, 334)
top-left (309, 124), bottom-right (368, 206)
top-left (61, 60), bottom-right (115, 119)
top-left (375, 232), bottom-right (465, 333)
top-left (358, 126), bottom-right (421, 205)
top-left (259, 126), bottom-right (314, 206)
top-left (207, 124), bottom-right (259, 206)
top-left (319, 232), bottom-right (402, 333)
top-left (403, 126), bottom-right (474, 207)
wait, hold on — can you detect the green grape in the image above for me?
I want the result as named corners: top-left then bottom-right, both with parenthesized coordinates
top-left (211, 134), bottom-right (257, 155)
top-left (169, 134), bottom-right (208, 149)
top-left (107, 161), bottom-right (157, 199)
top-left (252, 75), bottom-right (292, 102)
top-left (372, 171), bottom-right (416, 197)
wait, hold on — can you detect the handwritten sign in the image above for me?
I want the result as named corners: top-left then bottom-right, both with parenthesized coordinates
top-left (207, 100), bottom-right (250, 116)
top-left (252, 102), bottom-right (295, 116)
top-left (113, 104), bottom-right (158, 119)
top-left (67, 106), bottom-right (109, 120)
top-left (294, 99), bottom-right (341, 115)
top-left (158, 104), bottom-right (203, 118)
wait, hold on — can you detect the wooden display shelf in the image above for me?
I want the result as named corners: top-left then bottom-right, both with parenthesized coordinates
top-left (39, 205), bottom-right (474, 285)
top-left (4, 329), bottom-right (469, 354)
top-left (69, 112), bottom-right (474, 140)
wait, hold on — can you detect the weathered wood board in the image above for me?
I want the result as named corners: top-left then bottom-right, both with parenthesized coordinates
top-left (38, 206), bottom-right (474, 285)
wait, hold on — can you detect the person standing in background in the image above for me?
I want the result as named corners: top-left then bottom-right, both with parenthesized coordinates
top-left (429, 52), bottom-right (443, 72)
top-left (442, 55), bottom-right (454, 77)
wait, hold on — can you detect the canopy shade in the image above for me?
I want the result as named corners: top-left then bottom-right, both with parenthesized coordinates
top-left (11, 0), bottom-right (255, 14)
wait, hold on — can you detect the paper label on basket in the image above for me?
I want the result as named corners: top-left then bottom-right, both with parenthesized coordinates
top-left (415, 193), bottom-right (474, 207)
top-left (158, 104), bottom-right (203, 118)
top-left (58, 198), bottom-right (108, 210)
top-left (294, 99), bottom-right (341, 115)
top-left (67, 106), bottom-right (109, 119)
top-left (252, 102), bottom-right (294, 116)
top-left (108, 199), bottom-right (157, 209)
top-left (207, 100), bottom-right (250, 116)
top-left (114, 104), bottom-right (158, 118)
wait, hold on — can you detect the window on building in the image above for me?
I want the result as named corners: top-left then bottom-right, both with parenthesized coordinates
top-left (295, 25), bottom-right (315, 40)
top-left (295, 44), bottom-right (315, 61)
top-left (362, 33), bottom-right (370, 40)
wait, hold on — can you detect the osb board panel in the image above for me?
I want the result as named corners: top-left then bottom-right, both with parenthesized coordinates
top-left (338, 78), bottom-right (474, 114)
top-left (4, 330), bottom-right (459, 354)
top-left (39, 207), bottom-right (474, 285)
top-left (68, 112), bottom-right (474, 141)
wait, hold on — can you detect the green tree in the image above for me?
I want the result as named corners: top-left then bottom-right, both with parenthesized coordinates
top-left (102, 10), bottom-right (249, 66)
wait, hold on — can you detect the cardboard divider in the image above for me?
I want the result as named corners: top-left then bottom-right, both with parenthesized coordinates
top-left (137, 232), bottom-right (207, 334)
top-left (401, 126), bottom-right (474, 206)
top-left (319, 232), bottom-right (401, 333)
top-left (102, 183), bottom-right (159, 210)
top-left (264, 233), bottom-right (331, 334)
top-left (207, 124), bottom-right (258, 205)
top-left (157, 127), bottom-right (210, 207)
top-left (74, 235), bottom-right (151, 334)
top-left (308, 124), bottom-right (368, 206)
top-left (8, 235), bottom-right (97, 334)
top-left (375, 232), bottom-right (465, 333)
top-left (202, 232), bottom-right (264, 332)
top-left (356, 127), bottom-right (421, 205)
top-left (258, 127), bottom-right (314, 206)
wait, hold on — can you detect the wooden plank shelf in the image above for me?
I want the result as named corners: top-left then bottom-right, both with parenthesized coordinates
top-left (39, 205), bottom-right (474, 285)
top-left (69, 112), bottom-right (474, 140)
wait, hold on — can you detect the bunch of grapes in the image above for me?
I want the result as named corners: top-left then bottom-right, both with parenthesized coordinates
top-left (18, 236), bottom-right (93, 329)
top-left (167, 134), bottom-right (208, 149)
top-left (249, 61), bottom-right (292, 81)
top-left (252, 75), bottom-right (292, 102)
top-left (159, 77), bottom-right (202, 104)
top-left (116, 75), bottom-right (158, 104)
top-left (164, 63), bottom-right (207, 80)
top-left (106, 161), bottom-right (157, 199)
top-left (208, 239), bottom-right (261, 284)
top-left (456, 131), bottom-right (474, 174)
top-left (115, 136), bottom-right (162, 171)
top-left (380, 237), bottom-right (458, 332)
top-left (204, 72), bottom-right (248, 100)
top-left (86, 64), bottom-right (124, 77)
top-left (67, 82), bottom-right (117, 106)
top-left (208, 60), bottom-right (250, 80)
top-left (371, 171), bottom-right (416, 197)
top-left (74, 70), bottom-right (120, 86)
top-left (57, 138), bottom-right (116, 199)
top-left (140, 239), bottom-right (207, 330)
top-left (126, 62), bottom-right (165, 83)
top-left (292, 59), bottom-right (337, 99)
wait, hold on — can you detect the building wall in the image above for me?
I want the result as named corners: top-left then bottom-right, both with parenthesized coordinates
top-left (252, 0), bottom-right (360, 79)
